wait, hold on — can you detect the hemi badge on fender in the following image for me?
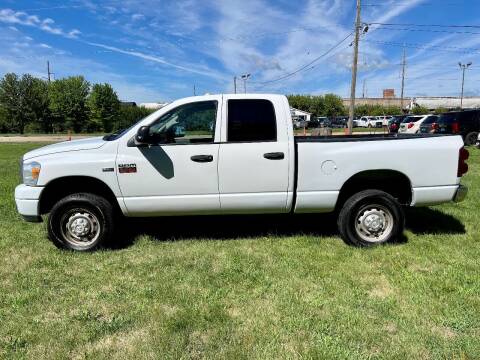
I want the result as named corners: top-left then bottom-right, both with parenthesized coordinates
top-left (118, 163), bottom-right (137, 173)
top-left (102, 167), bottom-right (114, 172)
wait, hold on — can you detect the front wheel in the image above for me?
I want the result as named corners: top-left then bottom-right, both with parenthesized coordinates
top-left (47, 193), bottom-right (115, 251)
top-left (337, 190), bottom-right (405, 247)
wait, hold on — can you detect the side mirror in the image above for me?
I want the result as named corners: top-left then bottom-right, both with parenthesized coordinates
top-left (135, 126), bottom-right (151, 144)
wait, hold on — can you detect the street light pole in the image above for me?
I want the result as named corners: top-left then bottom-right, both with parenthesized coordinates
top-left (234, 76), bottom-right (237, 94)
top-left (459, 62), bottom-right (472, 110)
top-left (241, 73), bottom-right (251, 94)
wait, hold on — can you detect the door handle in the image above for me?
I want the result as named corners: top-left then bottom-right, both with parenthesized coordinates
top-left (263, 152), bottom-right (284, 160)
top-left (191, 155), bottom-right (213, 163)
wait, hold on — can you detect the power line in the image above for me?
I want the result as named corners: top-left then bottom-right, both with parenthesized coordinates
top-left (372, 26), bottom-right (480, 36)
top-left (253, 32), bottom-right (354, 86)
top-left (363, 2), bottom-right (464, 7)
top-left (363, 39), bottom-right (480, 54)
top-left (368, 22), bottom-right (480, 29)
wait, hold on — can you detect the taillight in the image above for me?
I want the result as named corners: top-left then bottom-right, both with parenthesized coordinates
top-left (452, 122), bottom-right (460, 133)
top-left (458, 147), bottom-right (469, 177)
top-left (391, 123), bottom-right (398, 130)
top-left (407, 122), bottom-right (414, 129)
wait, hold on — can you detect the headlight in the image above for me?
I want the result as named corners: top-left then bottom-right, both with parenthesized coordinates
top-left (23, 161), bottom-right (41, 186)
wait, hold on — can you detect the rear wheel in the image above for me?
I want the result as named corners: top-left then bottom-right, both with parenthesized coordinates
top-left (464, 132), bottom-right (478, 146)
top-left (337, 190), bottom-right (404, 247)
top-left (47, 193), bottom-right (115, 251)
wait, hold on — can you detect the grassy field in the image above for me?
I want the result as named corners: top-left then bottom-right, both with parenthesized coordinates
top-left (0, 143), bottom-right (479, 359)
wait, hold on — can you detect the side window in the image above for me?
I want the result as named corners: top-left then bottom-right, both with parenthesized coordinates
top-left (227, 99), bottom-right (276, 142)
top-left (149, 101), bottom-right (217, 144)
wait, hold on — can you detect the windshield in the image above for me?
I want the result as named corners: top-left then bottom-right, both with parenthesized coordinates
top-left (102, 110), bottom-right (158, 141)
top-left (103, 123), bottom-right (137, 141)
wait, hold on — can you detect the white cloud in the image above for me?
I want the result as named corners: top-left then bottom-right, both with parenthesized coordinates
top-left (0, 8), bottom-right (80, 38)
top-left (83, 40), bottom-right (227, 81)
top-left (131, 13), bottom-right (144, 21)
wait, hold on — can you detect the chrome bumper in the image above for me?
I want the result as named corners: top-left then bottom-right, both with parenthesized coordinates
top-left (453, 184), bottom-right (468, 203)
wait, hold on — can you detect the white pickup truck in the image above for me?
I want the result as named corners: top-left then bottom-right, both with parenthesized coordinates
top-left (15, 94), bottom-right (469, 251)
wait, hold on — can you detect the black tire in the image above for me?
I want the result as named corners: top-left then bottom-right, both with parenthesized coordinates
top-left (47, 193), bottom-right (115, 251)
top-left (464, 131), bottom-right (478, 146)
top-left (337, 190), bottom-right (405, 247)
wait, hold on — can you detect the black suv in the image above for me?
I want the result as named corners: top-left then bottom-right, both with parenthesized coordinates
top-left (389, 115), bottom-right (407, 133)
top-left (432, 110), bottom-right (480, 145)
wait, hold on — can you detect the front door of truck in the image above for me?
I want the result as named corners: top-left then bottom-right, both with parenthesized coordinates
top-left (218, 98), bottom-right (290, 213)
top-left (116, 97), bottom-right (222, 216)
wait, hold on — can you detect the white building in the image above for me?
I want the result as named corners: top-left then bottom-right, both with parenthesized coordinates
top-left (139, 102), bottom-right (169, 110)
top-left (290, 107), bottom-right (312, 122)
top-left (410, 97), bottom-right (480, 110)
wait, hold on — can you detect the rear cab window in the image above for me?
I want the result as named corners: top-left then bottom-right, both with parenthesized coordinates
top-left (227, 99), bottom-right (277, 142)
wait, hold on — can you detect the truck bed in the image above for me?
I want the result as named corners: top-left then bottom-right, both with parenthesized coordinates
top-left (293, 133), bottom-right (463, 213)
top-left (295, 133), bottom-right (453, 143)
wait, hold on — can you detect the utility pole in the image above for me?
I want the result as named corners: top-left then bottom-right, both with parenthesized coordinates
top-left (362, 79), bottom-right (366, 98)
top-left (459, 62), bottom-right (472, 109)
top-left (193, 84), bottom-right (196, 96)
top-left (400, 45), bottom-right (406, 113)
top-left (47, 60), bottom-right (53, 83)
top-left (233, 76), bottom-right (237, 94)
top-left (348, 0), bottom-right (361, 135)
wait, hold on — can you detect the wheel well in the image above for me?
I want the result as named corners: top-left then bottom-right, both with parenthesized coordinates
top-left (39, 176), bottom-right (120, 214)
top-left (337, 170), bottom-right (412, 209)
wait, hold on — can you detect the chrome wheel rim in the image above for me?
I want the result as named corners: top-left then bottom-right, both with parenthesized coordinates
top-left (355, 204), bottom-right (394, 243)
top-left (60, 209), bottom-right (100, 247)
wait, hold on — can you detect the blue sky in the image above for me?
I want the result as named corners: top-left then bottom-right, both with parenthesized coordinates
top-left (0, 0), bottom-right (479, 102)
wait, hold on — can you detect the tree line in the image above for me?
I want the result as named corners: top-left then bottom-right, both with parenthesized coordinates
top-left (0, 73), bottom-right (155, 134)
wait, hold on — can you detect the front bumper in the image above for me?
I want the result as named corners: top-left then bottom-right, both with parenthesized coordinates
top-left (15, 184), bottom-right (44, 222)
top-left (453, 184), bottom-right (468, 203)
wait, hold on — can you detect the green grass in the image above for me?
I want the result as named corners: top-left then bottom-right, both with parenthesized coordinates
top-left (1, 143), bottom-right (479, 359)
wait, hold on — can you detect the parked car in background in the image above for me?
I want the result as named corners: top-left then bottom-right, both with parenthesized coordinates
top-left (317, 117), bottom-right (329, 127)
top-left (367, 116), bottom-right (383, 128)
top-left (433, 110), bottom-right (480, 146)
top-left (389, 115), bottom-right (407, 133)
top-left (330, 117), bottom-right (347, 128)
top-left (419, 115), bottom-right (442, 134)
top-left (376, 116), bottom-right (393, 126)
top-left (398, 115), bottom-right (433, 134)
top-left (293, 119), bottom-right (308, 129)
top-left (476, 133), bottom-right (480, 148)
top-left (357, 116), bottom-right (380, 128)
top-left (355, 117), bottom-right (368, 127)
